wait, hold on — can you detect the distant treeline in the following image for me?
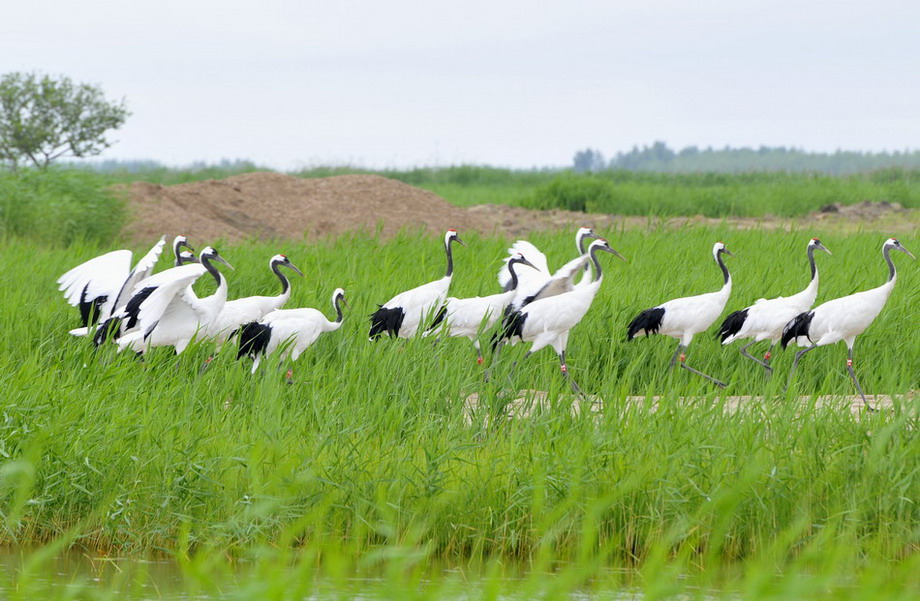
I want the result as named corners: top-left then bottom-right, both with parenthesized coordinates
top-left (574, 142), bottom-right (920, 175)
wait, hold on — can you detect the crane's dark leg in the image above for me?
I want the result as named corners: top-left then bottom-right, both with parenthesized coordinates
top-left (846, 347), bottom-right (874, 412)
top-left (285, 368), bottom-right (294, 385)
top-left (678, 354), bottom-right (727, 388)
top-left (740, 341), bottom-right (773, 374)
top-left (474, 340), bottom-right (484, 365)
top-left (483, 341), bottom-right (505, 382)
top-left (784, 345), bottom-right (818, 393)
top-left (558, 350), bottom-right (583, 395)
top-left (669, 342), bottom-right (683, 369)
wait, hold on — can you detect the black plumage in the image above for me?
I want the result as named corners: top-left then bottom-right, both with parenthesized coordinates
top-left (426, 306), bottom-right (448, 331)
top-left (626, 307), bottom-right (665, 340)
top-left (78, 284), bottom-right (107, 328)
top-left (717, 308), bottom-right (749, 342)
top-left (237, 321), bottom-right (273, 360)
top-left (368, 306), bottom-right (405, 340)
top-left (491, 309), bottom-right (528, 350)
top-left (781, 311), bottom-right (814, 349)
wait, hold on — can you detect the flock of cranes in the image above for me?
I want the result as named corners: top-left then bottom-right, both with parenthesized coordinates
top-left (57, 230), bottom-right (914, 407)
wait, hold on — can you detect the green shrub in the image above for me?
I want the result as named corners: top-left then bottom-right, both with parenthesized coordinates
top-left (0, 168), bottom-right (125, 244)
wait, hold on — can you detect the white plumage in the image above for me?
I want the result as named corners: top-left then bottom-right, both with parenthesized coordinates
top-left (116, 247), bottom-right (234, 354)
top-left (58, 236), bottom-right (167, 334)
top-left (495, 239), bottom-right (625, 393)
top-left (626, 242), bottom-right (734, 387)
top-left (496, 227), bottom-right (601, 310)
top-left (238, 288), bottom-right (347, 379)
top-left (426, 253), bottom-right (537, 363)
top-left (207, 254), bottom-right (303, 346)
top-left (718, 238), bottom-right (831, 372)
top-left (369, 229), bottom-right (464, 340)
top-left (781, 238), bottom-right (914, 410)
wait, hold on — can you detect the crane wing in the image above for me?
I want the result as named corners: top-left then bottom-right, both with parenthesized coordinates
top-left (112, 237), bottom-right (167, 313)
top-left (133, 265), bottom-right (206, 338)
top-left (520, 254), bottom-right (591, 307)
top-left (496, 240), bottom-right (550, 289)
top-left (57, 250), bottom-right (132, 307)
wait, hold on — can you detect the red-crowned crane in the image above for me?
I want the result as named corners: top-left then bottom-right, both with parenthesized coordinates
top-left (494, 238), bottom-right (625, 393)
top-left (781, 238), bottom-right (914, 410)
top-left (426, 252), bottom-right (537, 364)
top-left (237, 288), bottom-right (347, 382)
top-left (718, 238), bottom-right (831, 373)
top-left (496, 227), bottom-right (601, 310)
top-left (208, 254), bottom-right (303, 347)
top-left (626, 242), bottom-right (734, 388)
top-left (115, 247), bottom-right (234, 355)
top-left (369, 229), bottom-right (464, 340)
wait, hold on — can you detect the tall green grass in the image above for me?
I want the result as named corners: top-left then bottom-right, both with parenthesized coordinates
top-left (0, 169), bottom-right (125, 244)
top-left (0, 228), bottom-right (917, 598)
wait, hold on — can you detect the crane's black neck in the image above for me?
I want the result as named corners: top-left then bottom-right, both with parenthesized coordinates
top-left (271, 260), bottom-right (290, 294)
top-left (716, 251), bottom-right (730, 285)
top-left (506, 258), bottom-right (524, 291)
top-left (445, 238), bottom-right (457, 278)
top-left (201, 256), bottom-right (223, 287)
top-left (883, 245), bottom-right (897, 282)
top-left (332, 293), bottom-right (345, 323)
top-left (577, 233), bottom-right (588, 255)
top-left (807, 245), bottom-right (817, 280)
top-left (589, 244), bottom-right (605, 281)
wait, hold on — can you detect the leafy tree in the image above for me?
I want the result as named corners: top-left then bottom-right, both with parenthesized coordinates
top-left (0, 72), bottom-right (129, 171)
top-left (572, 148), bottom-right (606, 173)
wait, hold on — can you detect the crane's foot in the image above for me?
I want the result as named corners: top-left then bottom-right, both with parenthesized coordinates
top-left (679, 361), bottom-right (727, 388)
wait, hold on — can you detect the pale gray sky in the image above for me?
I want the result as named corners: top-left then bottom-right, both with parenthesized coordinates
top-left (4, 1), bottom-right (919, 169)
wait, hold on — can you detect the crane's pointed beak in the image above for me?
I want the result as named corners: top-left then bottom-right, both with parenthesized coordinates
top-left (288, 262), bottom-right (304, 277)
top-left (518, 256), bottom-right (539, 271)
top-left (341, 296), bottom-right (350, 309)
top-left (214, 255), bottom-right (235, 270)
top-left (606, 248), bottom-right (627, 262)
top-left (454, 236), bottom-right (466, 247)
top-left (900, 246), bottom-right (916, 260)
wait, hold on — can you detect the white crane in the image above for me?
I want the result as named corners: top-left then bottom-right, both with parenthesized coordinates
top-left (493, 239), bottom-right (625, 393)
top-left (207, 254), bottom-right (303, 347)
top-left (426, 252), bottom-right (537, 364)
top-left (237, 288), bottom-right (347, 382)
top-left (115, 247), bottom-right (234, 355)
top-left (718, 238), bottom-right (831, 373)
top-left (626, 242), bottom-right (734, 388)
top-left (369, 229), bottom-right (464, 340)
top-left (58, 235), bottom-right (174, 335)
top-left (781, 238), bottom-right (914, 410)
top-left (496, 227), bottom-right (601, 310)
top-left (90, 235), bottom-right (198, 344)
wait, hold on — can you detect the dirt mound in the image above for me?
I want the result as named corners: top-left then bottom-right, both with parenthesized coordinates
top-left (120, 172), bottom-right (919, 245)
top-left (121, 172), bottom-right (501, 244)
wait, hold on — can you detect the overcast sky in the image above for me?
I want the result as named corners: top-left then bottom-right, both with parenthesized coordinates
top-left (4, 1), bottom-right (919, 169)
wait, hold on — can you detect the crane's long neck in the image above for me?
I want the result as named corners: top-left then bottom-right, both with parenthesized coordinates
top-left (884, 245), bottom-right (897, 283)
top-left (173, 240), bottom-right (184, 266)
top-left (445, 239), bottom-right (455, 278)
top-left (271, 261), bottom-right (291, 296)
top-left (328, 294), bottom-right (345, 329)
top-left (201, 257), bottom-right (228, 304)
top-left (589, 245), bottom-right (605, 284)
top-left (506, 260), bottom-right (523, 291)
top-left (716, 252), bottom-right (731, 290)
top-left (799, 245), bottom-right (820, 298)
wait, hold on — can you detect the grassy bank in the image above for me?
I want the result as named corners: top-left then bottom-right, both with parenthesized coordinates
top-left (96, 163), bottom-right (920, 218)
top-left (1, 226), bottom-right (916, 590)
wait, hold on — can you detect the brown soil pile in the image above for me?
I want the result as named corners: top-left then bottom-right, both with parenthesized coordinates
top-left (120, 172), bottom-right (918, 244)
top-left (121, 172), bottom-right (502, 244)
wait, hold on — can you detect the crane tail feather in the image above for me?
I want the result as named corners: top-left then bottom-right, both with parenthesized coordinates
top-left (781, 311), bottom-right (814, 349)
top-left (237, 321), bottom-right (272, 360)
top-left (627, 308), bottom-right (664, 341)
top-left (717, 308), bottom-right (749, 343)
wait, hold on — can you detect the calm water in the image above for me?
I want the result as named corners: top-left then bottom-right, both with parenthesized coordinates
top-left (0, 548), bottom-right (663, 600)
